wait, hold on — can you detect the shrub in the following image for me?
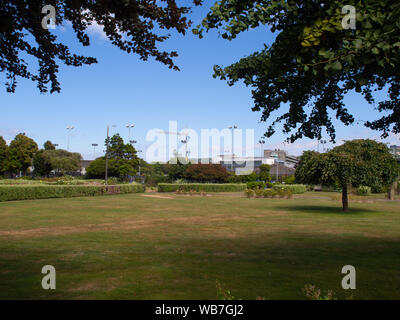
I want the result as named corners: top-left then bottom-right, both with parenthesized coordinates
top-left (265, 182), bottom-right (274, 188)
top-left (184, 164), bottom-right (229, 183)
top-left (277, 189), bottom-right (293, 199)
top-left (158, 183), bottom-right (246, 193)
top-left (244, 189), bottom-right (254, 198)
top-left (107, 177), bottom-right (119, 185)
top-left (284, 175), bottom-right (296, 184)
top-left (272, 184), bottom-right (307, 194)
top-left (262, 189), bottom-right (277, 198)
top-left (254, 188), bottom-right (264, 198)
top-left (357, 186), bottom-right (372, 196)
top-left (0, 184), bottom-right (145, 202)
top-left (247, 181), bottom-right (266, 190)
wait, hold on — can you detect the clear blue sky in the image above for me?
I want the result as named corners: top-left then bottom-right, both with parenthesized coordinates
top-left (2, 1), bottom-right (398, 161)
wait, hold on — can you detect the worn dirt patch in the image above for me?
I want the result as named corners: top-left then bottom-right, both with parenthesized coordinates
top-left (0, 213), bottom-right (277, 240)
top-left (141, 195), bottom-right (174, 200)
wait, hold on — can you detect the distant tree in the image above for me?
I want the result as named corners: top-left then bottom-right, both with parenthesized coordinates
top-left (85, 157), bottom-right (106, 179)
top-left (45, 149), bottom-right (82, 174)
top-left (258, 164), bottom-right (271, 182)
top-left (296, 140), bottom-right (400, 211)
top-left (1, 0), bottom-right (202, 93)
top-left (32, 150), bottom-right (53, 176)
top-left (43, 140), bottom-right (56, 150)
top-left (6, 134), bottom-right (38, 175)
top-left (0, 136), bottom-right (8, 175)
top-left (86, 134), bottom-right (139, 179)
top-left (185, 164), bottom-right (229, 183)
top-left (167, 159), bottom-right (189, 181)
top-left (106, 134), bottom-right (139, 178)
top-left (284, 175), bottom-right (296, 185)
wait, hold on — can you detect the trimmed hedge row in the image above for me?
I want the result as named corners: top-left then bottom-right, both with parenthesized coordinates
top-left (158, 183), bottom-right (247, 193)
top-left (0, 184), bottom-right (145, 202)
top-left (272, 184), bottom-right (307, 194)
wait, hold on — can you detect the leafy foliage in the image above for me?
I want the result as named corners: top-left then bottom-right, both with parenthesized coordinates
top-left (86, 134), bottom-right (139, 179)
top-left (184, 164), bottom-right (229, 183)
top-left (195, 1), bottom-right (400, 141)
top-left (272, 184), bottom-right (307, 194)
top-left (43, 140), bottom-right (56, 150)
top-left (0, 184), bottom-right (144, 202)
top-left (46, 149), bottom-right (82, 174)
top-left (0, 137), bottom-right (8, 175)
top-left (32, 150), bottom-right (53, 176)
top-left (6, 133), bottom-right (38, 174)
top-left (258, 164), bottom-right (271, 181)
top-left (246, 181), bottom-right (265, 190)
top-left (296, 139), bottom-right (400, 210)
top-left (158, 183), bottom-right (246, 193)
top-left (1, 0), bottom-right (202, 93)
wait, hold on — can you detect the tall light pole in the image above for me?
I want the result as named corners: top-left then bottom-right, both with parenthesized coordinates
top-left (137, 149), bottom-right (143, 180)
top-left (92, 143), bottom-right (98, 159)
top-left (105, 125), bottom-right (116, 185)
top-left (259, 139), bottom-right (266, 157)
top-left (66, 126), bottom-right (74, 151)
top-left (126, 124), bottom-right (135, 143)
top-left (228, 125), bottom-right (238, 172)
top-left (181, 136), bottom-right (190, 162)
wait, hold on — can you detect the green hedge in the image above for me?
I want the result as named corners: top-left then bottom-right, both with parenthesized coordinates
top-left (246, 181), bottom-right (266, 190)
top-left (272, 184), bottom-right (307, 194)
top-left (0, 184), bottom-right (145, 202)
top-left (158, 183), bottom-right (247, 193)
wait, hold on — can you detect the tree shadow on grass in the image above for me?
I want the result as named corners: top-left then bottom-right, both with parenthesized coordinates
top-left (278, 205), bottom-right (377, 215)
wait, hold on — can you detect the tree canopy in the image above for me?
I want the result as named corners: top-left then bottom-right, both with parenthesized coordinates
top-left (6, 133), bottom-right (38, 174)
top-left (295, 139), bottom-right (400, 211)
top-left (258, 164), bottom-right (271, 182)
top-left (194, 1), bottom-right (400, 142)
top-left (0, 137), bottom-right (8, 175)
top-left (44, 140), bottom-right (56, 150)
top-left (1, 0), bottom-right (202, 93)
top-left (86, 133), bottom-right (139, 179)
top-left (32, 150), bottom-right (53, 176)
top-left (184, 164), bottom-right (229, 183)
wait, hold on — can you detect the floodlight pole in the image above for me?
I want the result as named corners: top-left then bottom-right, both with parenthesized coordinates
top-left (126, 124), bottom-right (135, 144)
top-left (66, 126), bottom-right (74, 151)
top-left (105, 126), bottom-right (109, 185)
top-left (92, 143), bottom-right (98, 159)
top-left (229, 125), bottom-right (238, 172)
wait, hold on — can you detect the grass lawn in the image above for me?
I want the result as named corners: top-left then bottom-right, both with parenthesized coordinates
top-left (0, 192), bottom-right (399, 299)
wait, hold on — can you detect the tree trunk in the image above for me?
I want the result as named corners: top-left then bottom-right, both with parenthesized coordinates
top-left (342, 184), bottom-right (349, 212)
top-left (388, 181), bottom-right (398, 200)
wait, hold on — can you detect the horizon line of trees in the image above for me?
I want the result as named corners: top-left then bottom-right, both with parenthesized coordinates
top-left (0, 133), bottom-right (83, 177)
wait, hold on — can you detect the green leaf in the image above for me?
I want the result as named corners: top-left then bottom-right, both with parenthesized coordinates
top-left (331, 60), bottom-right (343, 71)
top-left (372, 47), bottom-right (380, 55)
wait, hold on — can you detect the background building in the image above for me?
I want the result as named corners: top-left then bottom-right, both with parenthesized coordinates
top-left (217, 149), bottom-right (299, 177)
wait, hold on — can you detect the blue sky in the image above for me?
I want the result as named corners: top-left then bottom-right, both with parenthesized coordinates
top-left (1, 1), bottom-right (399, 161)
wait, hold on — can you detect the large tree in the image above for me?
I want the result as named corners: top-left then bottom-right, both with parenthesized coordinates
top-left (1, 0), bottom-right (202, 93)
top-left (32, 150), bottom-right (53, 176)
top-left (6, 133), bottom-right (38, 175)
top-left (87, 133), bottom-right (139, 179)
top-left (194, 1), bottom-right (400, 142)
top-left (47, 149), bottom-right (82, 174)
top-left (296, 140), bottom-right (400, 211)
top-left (0, 137), bottom-right (8, 175)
